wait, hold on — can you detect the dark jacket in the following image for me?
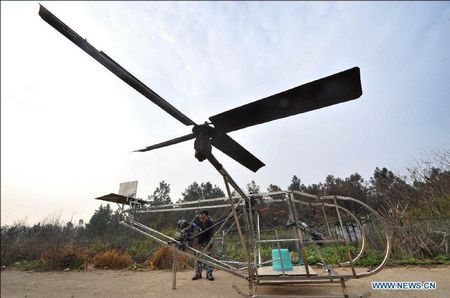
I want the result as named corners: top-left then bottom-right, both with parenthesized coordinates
top-left (192, 215), bottom-right (214, 246)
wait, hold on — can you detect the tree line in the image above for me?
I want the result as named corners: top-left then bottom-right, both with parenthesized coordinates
top-left (1, 150), bottom-right (449, 268)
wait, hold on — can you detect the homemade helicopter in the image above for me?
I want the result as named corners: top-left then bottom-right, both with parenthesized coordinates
top-left (39, 5), bottom-right (391, 298)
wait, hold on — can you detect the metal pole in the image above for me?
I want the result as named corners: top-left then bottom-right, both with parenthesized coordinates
top-left (223, 214), bottom-right (241, 237)
top-left (127, 220), bottom-right (236, 270)
top-left (249, 199), bottom-right (258, 261)
top-left (131, 203), bottom-right (244, 213)
top-left (217, 168), bottom-right (256, 254)
top-left (222, 230), bottom-right (225, 258)
top-left (340, 278), bottom-right (349, 298)
top-left (286, 196), bottom-right (303, 265)
top-left (172, 247), bottom-right (177, 290)
top-left (333, 196), bottom-right (356, 277)
top-left (288, 193), bottom-right (310, 276)
top-left (257, 212), bottom-right (262, 265)
top-left (256, 239), bottom-right (346, 244)
top-left (321, 202), bottom-right (342, 266)
top-left (223, 176), bottom-right (254, 294)
top-left (274, 229), bottom-right (286, 276)
top-left (120, 221), bottom-right (246, 279)
top-left (222, 172), bottom-right (257, 294)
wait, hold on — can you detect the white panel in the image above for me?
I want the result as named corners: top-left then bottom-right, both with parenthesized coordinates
top-left (118, 180), bottom-right (138, 198)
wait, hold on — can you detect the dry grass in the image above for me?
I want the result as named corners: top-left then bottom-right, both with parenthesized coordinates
top-left (41, 245), bottom-right (87, 270)
top-left (145, 246), bottom-right (192, 270)
top-left (92, 250), bottom-right (134, 269)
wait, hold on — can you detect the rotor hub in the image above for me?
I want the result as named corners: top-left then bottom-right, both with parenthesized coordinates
top-left (192, 123), bottom-right (215, 162)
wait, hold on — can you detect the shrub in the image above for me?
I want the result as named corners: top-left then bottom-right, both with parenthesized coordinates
top-left (86, 241), bottom-right (114, 258)
top-left (145, 246), bottom-right (191, 270)
top-left (92, 249), bottom-right (133, 269)
top-left (41, 245), bottom-right (87, 270)
top-left (127, 239), bottom-right (158, 263)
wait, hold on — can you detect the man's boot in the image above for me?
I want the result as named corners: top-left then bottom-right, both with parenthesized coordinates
top-left (192, 273), bottom-right (202, 280)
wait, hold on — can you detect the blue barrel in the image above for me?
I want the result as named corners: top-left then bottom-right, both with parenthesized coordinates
top-left (272, 249), bottom-right (293, 271)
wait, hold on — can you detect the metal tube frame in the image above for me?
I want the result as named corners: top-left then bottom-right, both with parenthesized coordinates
top-left (118, 183), bottom-right (391, 297)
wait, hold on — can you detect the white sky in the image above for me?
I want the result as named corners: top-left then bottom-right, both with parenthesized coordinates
top-left (2, 1), bottom-right (449, 225)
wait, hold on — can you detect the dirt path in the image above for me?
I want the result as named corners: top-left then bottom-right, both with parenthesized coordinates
top-left (1, 266), bottom-right (448, 297)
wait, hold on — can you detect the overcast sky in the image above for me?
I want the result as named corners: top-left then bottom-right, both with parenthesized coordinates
top-left (2, 1), bottom-right (449, 226)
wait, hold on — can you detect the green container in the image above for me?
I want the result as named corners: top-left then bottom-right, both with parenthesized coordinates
top-left (272, 249), bottom-right (293, 271)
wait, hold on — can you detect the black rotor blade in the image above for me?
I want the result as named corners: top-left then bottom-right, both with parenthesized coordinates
top-left (209, 67), bottom-right (362, 133)
top-left (211, 133), bottom-right (265, 172)
top-left (134, 133), bottom-right (195, 152)
top-left (39, 5), bottom-right (196, 126)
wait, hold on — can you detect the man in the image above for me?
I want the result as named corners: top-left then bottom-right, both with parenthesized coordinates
top-left (191, 210), bottom-right (214, 281)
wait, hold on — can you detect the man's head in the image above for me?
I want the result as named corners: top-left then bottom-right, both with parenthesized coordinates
top-left (198, 210), bottom-right (209, 223)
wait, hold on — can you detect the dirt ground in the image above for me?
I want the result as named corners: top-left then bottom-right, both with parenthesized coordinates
top-left (1, 266), bottom-right (448, 298)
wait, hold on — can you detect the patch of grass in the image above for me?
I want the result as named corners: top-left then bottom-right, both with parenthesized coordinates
top-left (433, 254), bottom-right (450, 264)
top-left (390, 258), bottom-right (430, 266)
top-left (389, 256), bottom-right (450, 266)
top-left (354, 249), bottom-right (384, 267)
top-left (303, 245), bottom-right (364, 265)
top-left (12, 260), bottom-right (49, 271)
